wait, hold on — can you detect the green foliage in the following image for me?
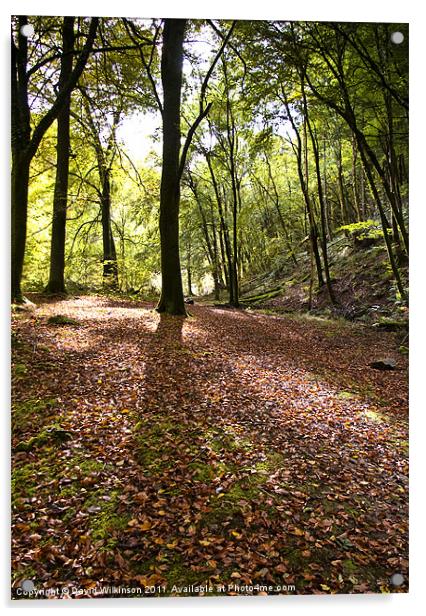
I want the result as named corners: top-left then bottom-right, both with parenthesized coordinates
top-left (19, 19), bottom-right (408, 305)
top-left (338, 220), bottom-right (385, 241)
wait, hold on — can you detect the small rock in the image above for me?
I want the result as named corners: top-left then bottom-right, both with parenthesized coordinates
top-left (369, 358), bottom-right (396, 370)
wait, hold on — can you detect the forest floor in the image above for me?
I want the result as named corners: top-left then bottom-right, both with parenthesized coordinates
top-left (11, 295), bottom-right (408, 598)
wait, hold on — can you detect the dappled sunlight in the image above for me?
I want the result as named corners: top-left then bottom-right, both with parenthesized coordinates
top-left (12, 298), bottom-right (408, 597)
top-left (35, 295), bottom-right (159, 327)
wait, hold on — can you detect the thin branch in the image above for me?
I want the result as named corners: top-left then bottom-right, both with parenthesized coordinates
top-left (178, 21), bottom-right (236, 181)
top-left (123, 18), bottom-right (163, 116)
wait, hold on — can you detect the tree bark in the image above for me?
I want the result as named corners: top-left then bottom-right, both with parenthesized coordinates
top-left (11, 17), bottom-right (31, 302)
top-left (224, 61), bottom-right (240, 307)
top-left (46, 17), bottom-right (75, 294)
top-left (100, 167), bottom-right (119, 289)
top-left (156, 19), bottom-right (187, 315)
top-left (305, 118), bottom-right (335, 304)
top-left (205, 151), bottom-right (234, 304)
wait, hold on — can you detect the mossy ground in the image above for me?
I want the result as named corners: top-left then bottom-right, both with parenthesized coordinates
top-left (47, 314), bottom-right (80, 325)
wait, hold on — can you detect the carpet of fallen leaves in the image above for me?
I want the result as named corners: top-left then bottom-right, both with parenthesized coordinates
top-left (11, 295), bottom-right (408, 599)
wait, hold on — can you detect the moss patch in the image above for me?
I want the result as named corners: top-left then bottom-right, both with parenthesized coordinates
top-left (12, 457), bottom-right (57, 506)
top-left (133, 417), bottom-right (186, 473)
top-left (47, 314), bottom-right (80, 326)
top-left (188, 461), bottom-right (216, 482)
top-left (12, 397), bottom-right (58, 436)
top-left (362, 409), bottom-right (384, 423)
top-left (15, 424), bottom-right (72, 452)
top-left (85, 489), bottom-right (130, 548)
top-left (337, 390), bottom-right (357, 400)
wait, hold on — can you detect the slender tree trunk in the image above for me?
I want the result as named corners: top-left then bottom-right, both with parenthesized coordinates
top-left (189, 174), bottom-right (221, 300)
top-left (156, 19), bottom-right (187, 315)
top-left (384, 92), bottom-right (404, 260)
top-left (224, 64), bottom-right (240, 308)
top-left (303, 65), bottom-right (408, 297)
top-left (322, 139), bottom-right (333, 239)
top-left (335, 140), bottom-right (349, 225)
top-left (284, 99), bottom-right (324, 289)
top-left (80, 94), bottom-right (120, 291)
top-left (351, 133), bottom-right (362, 222)
top-left (187, 172), bottom-right (216, 293)
top-left (186, 242), bottom-right (193, 297)
top-left (360, 164), bottom-right (367, 218)
top-left (219, 223), bottom-right (229, 293)
top-left (210, 203), bottom-right (221, 300)
top-left (303, 32), bottom-right (408, 254)
top-left (263, 155), bottom-right (298, 265)
top-left (300, 108), bottom-right (324, 288)
top-left (100, 168), bottom-right (118, 289)
top-left (359, 147), bottom-right (406, 301)
top-left (307, 128), bottom-right (335, 303)
top-left (206, 151), bottom-right (234, 304)
top-left (46, 17), bottom-right (75, 294)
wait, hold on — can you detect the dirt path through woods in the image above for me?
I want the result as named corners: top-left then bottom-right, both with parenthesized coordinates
top-left (11, 295), bottom-right (408, 597)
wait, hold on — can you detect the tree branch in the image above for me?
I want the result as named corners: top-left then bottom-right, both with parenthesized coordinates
top-left (28, 17), bottom-right (99, 160)
top-left (178, 21), bottom-right (236, 181)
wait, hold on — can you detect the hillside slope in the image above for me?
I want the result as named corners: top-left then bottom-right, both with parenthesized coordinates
top-left (233, 232), bottom-right (408, 330)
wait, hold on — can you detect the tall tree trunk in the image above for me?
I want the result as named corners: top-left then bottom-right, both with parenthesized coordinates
top-left (283, 86), bottom-right (324, 289)
top-left (351, 133), bottom-right (362, 222)
top-left (335, 140), bottom-right (350, 225)
top-left (188, 173), bottom-right (221, 300)
top-left (209, 202), bottom-right (221, 300)
top-left (11, 18), bottom-right (31, 302)
top-left (303, 97), bottom-right (335, 304)
top-left (263, 154), bottom-right (298, 266)
top-left (46, 17), bottom-right (75, 294)
top-left (303, 63), bottom-right (408, 297)
top-left (322, 139), bottom-right (333, 239)
top-left (224, 62), bottom-right (240, 308)
top-left (156, 19), bottom-right (187, 315)
top-left (186, 241), bottom-right (193, 297)
top-left (359, 147), bottom-right (406, 301)
top-left (80, 93), bottom-right (120, 291)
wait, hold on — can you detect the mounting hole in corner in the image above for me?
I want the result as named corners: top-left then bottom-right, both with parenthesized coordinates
top-left (390, 31), bottom-right (404, 45)
top-left (20, 24), bottom-right (35, 38)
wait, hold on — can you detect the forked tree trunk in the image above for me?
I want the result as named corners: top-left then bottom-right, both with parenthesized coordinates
top-left (11, 17), bottom-right (98, 302)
